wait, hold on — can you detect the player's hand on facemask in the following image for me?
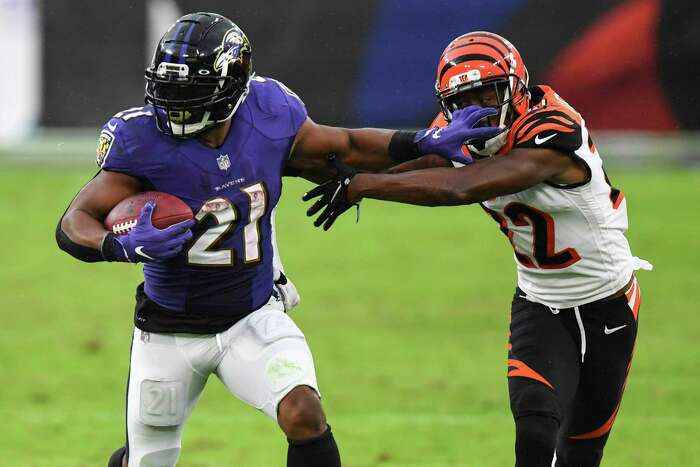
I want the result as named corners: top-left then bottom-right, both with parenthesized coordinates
top-left (113, 202), bottom-right (195, 263)
top-left (414, 105), bottom-right (503, 165)
top-left (273, 270), bottom-right (301, 312)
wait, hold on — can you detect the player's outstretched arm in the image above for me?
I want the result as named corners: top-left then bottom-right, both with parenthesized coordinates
top-left (384, 154), bottom-right (453, 174)
top-left (286, 107), bottom-right (501, 180)
top-left (348, 148), bottom-right (575, 206)
top-left (286, 118), bottom-right (399, 180)
top-left (303, 147), bottom-right (584, 229)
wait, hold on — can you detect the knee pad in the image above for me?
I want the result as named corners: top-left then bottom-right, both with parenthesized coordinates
top-left (137, 448), bottom-right (180, 467)
top-left (510, 381), bottom-right (561, 420)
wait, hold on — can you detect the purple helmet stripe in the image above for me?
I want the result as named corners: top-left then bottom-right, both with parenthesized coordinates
top-left (178, 23), bottom-right (197, 64)
top-left (163, 22), bottom-right (186, 63)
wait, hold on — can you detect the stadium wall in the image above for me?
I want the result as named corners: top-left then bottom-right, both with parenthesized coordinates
top-left (6, 0), bottom-right (700, 134)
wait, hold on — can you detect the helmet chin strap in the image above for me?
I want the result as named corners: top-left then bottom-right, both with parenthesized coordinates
top-left (169, 111), bottom-right (212, 137)
top-left (168, 80), bottom-right (251, 137)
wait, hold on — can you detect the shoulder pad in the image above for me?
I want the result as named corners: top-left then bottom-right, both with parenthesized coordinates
top-left (245, 76), bottom-right (307, 139)
top-left (510, 104), bottom-right (583, 154)
top-left (430, 112), bottom-right (447, 128)
top-left (97, 106), bottom-right (157, 171)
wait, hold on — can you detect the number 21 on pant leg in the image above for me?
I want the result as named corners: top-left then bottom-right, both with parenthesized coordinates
top-left (187, 182), bottom-right (268, 266)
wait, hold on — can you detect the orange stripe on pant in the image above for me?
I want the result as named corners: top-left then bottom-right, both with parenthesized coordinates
top-left (507, 359), bottom-right (554, 389)
top-left (569, 354), bottom-right (635, 440)
top-left (571, 282), bottom-right (640, 439)
top-left (625, 277), bottom-right (641, 321)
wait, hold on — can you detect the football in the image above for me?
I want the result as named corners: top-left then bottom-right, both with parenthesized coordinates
top-left (104, 191), bottom-right (193, 235)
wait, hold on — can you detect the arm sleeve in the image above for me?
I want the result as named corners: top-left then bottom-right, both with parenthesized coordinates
top-left (55, 220), bottom-right (105, 262)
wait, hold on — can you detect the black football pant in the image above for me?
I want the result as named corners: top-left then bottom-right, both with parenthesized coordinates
top-left (507, 278), bottom-right (641, 467)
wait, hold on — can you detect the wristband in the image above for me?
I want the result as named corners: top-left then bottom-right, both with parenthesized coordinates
top-left (388, 130), bottom-right (421, 162)
top-left (100, 232), bottom-right (130, 262)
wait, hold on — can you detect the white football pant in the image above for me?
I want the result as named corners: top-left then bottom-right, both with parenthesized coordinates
top-left (125, 296), bottom-right (319, 467)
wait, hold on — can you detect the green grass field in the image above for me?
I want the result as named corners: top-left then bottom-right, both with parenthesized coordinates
top-left (1, 166), bottom-right (698, 467)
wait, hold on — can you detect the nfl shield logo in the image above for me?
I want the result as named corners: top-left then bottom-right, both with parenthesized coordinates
top-left (216, 154), bottom-right (231, 171)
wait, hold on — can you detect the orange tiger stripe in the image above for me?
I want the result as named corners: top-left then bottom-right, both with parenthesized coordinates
top-left (550, 115), bottom-right (576, 125)
top-left (514, 110), bottom-right (576, 141)
top-left (630, 282), bottom-right (641, 320)
top-left (612, 191), bottom-right (625, 209)
top-left (507, 359), bottom-right (554, 389)
top-left (515, 117), bottom-right (543, 141)
top-left (625, 281), bottom-right (635, 300)
top-left (534, 87), bottom-right (582, 124)
top-left (443, 45), bottom-right (510, 73)
top-left (570, 403), bottom-right (621, 439)
top-left (570, 345), bottom-right (636, 440)
top-left (624, 278), bottom-right (640, 320)
top-left (519, 123), bottom-right (576, 144)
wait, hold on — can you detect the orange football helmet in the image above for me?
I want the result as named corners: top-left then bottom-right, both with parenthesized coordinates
top-left (435, 31), bottom-right (530, 155)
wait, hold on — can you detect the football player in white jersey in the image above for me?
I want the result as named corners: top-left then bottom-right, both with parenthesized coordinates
top-left (304, 31), bottom-right (651, 467)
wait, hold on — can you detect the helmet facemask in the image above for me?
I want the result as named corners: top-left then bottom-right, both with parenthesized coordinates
top-left (438, 75), bottom-right (529, 157)
top-left (145, 61), bottom-right (250, 138)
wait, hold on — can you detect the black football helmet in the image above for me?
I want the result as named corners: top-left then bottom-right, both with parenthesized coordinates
top-left (145, 12), bottom-right (252, 138)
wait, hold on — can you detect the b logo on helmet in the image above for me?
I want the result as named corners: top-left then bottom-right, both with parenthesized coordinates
top-left (214, 28), bottom-right (250, 72)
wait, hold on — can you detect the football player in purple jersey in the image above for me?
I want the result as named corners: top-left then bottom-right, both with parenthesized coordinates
top-left (56, 12), bottom-right (497, 467)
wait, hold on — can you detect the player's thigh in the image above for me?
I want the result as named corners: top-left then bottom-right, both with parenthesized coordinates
top-left (216, 302), bottom-right (319, 419)
top-left (558, 294), bottom-right (639, 444)
top-left (126, 329), bottom-right (209, 467)
top-left (508, 294), bottom-right (581, 421)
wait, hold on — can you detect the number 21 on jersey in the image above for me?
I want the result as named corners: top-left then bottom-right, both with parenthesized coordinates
top-left (187, 182), bottom-right (267, 266)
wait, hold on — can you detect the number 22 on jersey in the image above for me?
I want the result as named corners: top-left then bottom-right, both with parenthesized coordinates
top-left (484, 202), bottom-right (581, 270)
top-left (187, 182), bottom-right (267, 266)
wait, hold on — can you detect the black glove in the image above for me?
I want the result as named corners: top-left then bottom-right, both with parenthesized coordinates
top-left (302, 155), bottom-right (358, 231)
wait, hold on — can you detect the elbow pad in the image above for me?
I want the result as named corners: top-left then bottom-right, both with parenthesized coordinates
top-left (55, 220), bottom-right (105, 263)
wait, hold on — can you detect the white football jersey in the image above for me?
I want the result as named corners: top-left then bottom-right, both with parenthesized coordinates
top-left (436, 85), bottom-right (650, 308)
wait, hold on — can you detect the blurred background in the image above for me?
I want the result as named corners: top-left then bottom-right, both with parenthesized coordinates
top-left (3, 0), bottom-right (700, 165)
top-left (1, 1), bottom-right (699, 466)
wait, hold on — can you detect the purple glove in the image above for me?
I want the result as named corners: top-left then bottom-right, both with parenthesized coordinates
top-left (415, 106), bottom-right (503, 165)
top-left (112, 202), bottom-right (194, 263)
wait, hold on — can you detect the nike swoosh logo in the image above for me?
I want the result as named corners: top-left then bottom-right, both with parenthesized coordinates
top-left (107, 121), bottom-right (118, 132)
top-left (431, 128), bottom-right (443, 139)
top-left (534, 133), bottom-right (556, 145)
top-left (134, 246), bottom-right (156, 261)
top-left (604, 324), bottom-right (627, 335)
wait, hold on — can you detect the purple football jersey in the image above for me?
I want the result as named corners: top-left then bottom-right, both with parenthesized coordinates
top-left (98, 77), bottom-right (307, 332)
